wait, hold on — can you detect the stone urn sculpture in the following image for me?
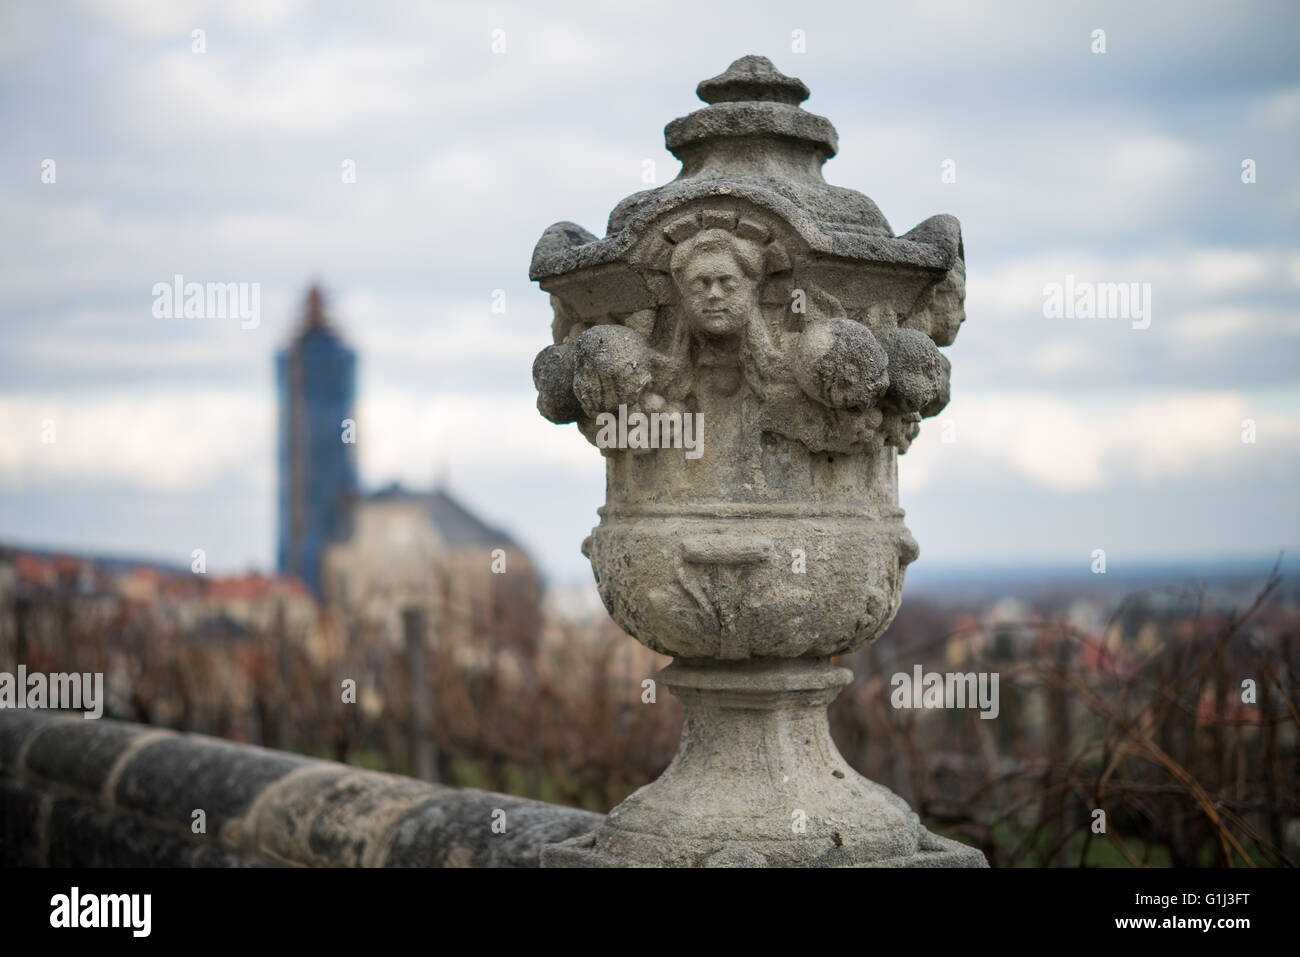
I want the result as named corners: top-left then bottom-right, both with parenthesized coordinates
top-left (530, 55), bottom-right (987, 867)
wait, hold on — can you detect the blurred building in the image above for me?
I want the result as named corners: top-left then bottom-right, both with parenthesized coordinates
top-left (323, 483), bottom-right (543, 658)
top-left (270, 283), bottom-right (544, 656)
top-left (276, 286), bottom-right (358, 597)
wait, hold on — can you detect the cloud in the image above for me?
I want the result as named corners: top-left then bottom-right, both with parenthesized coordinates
top-left (970, 248), bottom-right (1300, 322)
top-left (356, 390), bottom-right (598, 489)
top-left (0, 384), bottom-right (600, 501)
top-left (903, 391), bottom-right (1300, 493)
top-left (1025, 340), bottom-right (1093, 375)
top-left (0, 392), bottom-right (272, 491)
top-left (85, 0), bottom-right (307, 37)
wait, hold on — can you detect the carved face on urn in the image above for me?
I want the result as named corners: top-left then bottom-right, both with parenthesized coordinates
top-left (670, 229), bottom-right (763, 339)
top-left (923, 265), bottom-right (966, 347)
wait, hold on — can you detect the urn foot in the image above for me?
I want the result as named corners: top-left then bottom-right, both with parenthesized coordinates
top-left (541, 657), bottom-right (988, 867)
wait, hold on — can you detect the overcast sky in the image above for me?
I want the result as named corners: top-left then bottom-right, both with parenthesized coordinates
top-left (1, 0), bottom-right (1297, 584)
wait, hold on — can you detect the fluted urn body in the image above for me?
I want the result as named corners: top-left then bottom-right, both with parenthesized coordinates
top-left (531, 56), bottom-right (984, 867)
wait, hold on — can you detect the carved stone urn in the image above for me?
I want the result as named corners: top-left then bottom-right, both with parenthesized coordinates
top-left (530, 55), bottom-right (986, 867)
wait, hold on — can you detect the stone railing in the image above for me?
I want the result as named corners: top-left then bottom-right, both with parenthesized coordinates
top-left (0, 711), bottom-right (599, 868)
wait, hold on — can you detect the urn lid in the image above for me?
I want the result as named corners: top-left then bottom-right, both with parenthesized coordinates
top-left (530, 55), bottom-right (962, 282)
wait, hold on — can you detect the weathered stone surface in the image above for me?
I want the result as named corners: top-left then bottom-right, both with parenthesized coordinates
top-left (385, 790), bottom-right (601, 868)
top-left (0, 709), bottom-right (52, 774)
top-left (881, 326), bottom-right (951, 417)
top-left (531, 55), bottom-right (984, 867)
top-left (533, 341), bottom-right (582, 423)
top-left (0, 712), bottom-right (601, 868)
top-left (0, 780), bottom-right (44, 867)
top-left (45, 799), bottom-right (236, 868)
top-left (696, 54), bottom-right (810, 105)
top-left (114, 735), bottom-right (313, 832)
top-left (22, 717), bottom-right (144, 797)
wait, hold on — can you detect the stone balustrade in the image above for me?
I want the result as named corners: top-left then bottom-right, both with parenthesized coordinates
top-left (0, 711), bottom-right (599, 868)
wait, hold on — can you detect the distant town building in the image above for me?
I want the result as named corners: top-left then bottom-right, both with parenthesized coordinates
top-left (323, 483), bottom-right (543, 658)
top-left (276, 287), bottom-right (358, 596)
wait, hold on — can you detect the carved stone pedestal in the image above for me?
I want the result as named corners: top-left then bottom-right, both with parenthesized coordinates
top-left (542, 659), bottom-right (983, 867)
top-left (531, 55), bottom-right (987, 867)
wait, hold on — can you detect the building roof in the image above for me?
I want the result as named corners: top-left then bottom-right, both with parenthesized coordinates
top-left (366, 483), bottom-right (521, 549)
top-left (2, 544), bottom-right (189, 580)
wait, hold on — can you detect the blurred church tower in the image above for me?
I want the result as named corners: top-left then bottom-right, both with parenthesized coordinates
top-left (276, 286), bottom-right (358, 596)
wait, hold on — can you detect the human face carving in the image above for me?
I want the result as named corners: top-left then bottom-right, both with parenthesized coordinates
top-left (679, 249), bottom-right (758, 338)
top-left (927, 270), bottom-right (965, 345)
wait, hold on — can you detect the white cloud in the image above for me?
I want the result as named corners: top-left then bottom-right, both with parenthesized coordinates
top-left (0, 386), bottom-right (602, 498)
top-left (970, 248), bottom-right (1300, 323)
top-left (1026, 340), bottom-right (1092, 375)
top-left (0, 392), bottom-right (272, 491)
top-left (1167, 308), bottom-right (1250, 341)
top-left (1246, 85), bottom-right (1300, 129)
top-left (356, 390), bottom-right (598, 490)
top-left (1183, 250), bottom-right (1272, 292)
top-left (86, 0), bottom-right (306, 37)
top-left (127, 46), bottom-right (420, 139)
top-left (902, 390), bottom-right (1300, 493)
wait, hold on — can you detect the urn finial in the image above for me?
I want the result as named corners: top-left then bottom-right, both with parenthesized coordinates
top-left (696, 54), bottom-right (811, 105)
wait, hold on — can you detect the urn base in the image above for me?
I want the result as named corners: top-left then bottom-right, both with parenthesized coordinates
top-left (540, 825), bottom-right (986, 868)
top-left (540, 657), bottom-right (988, 868)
